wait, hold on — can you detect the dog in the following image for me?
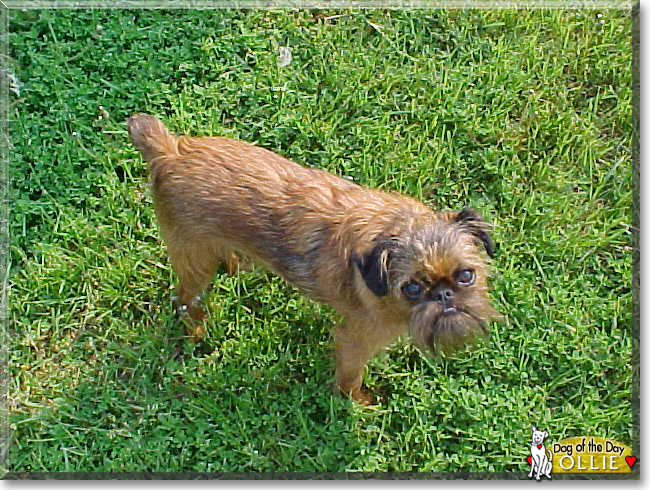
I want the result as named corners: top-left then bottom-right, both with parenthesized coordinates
top-left (528, 427), bottom-right (553, 480)
top-left (128, 113), bottom-right (499, 405)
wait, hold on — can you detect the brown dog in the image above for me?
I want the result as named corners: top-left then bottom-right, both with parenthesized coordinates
top-left (128, 114), bottom-right (499, 404)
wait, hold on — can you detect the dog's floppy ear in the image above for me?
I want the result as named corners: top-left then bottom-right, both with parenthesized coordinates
top-left (352, 240), bottom-right (400, 296)
top-left (454, 208), bottom-right (496, 258)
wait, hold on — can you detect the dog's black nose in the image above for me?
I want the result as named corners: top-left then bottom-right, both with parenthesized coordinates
top-left (436, 288), bottom-right (453, 301)
top-left (434, 288), bottom-right (455, 311)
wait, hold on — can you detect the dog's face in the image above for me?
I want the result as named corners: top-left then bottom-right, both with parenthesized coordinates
top-left (354, 208), bottom-right (498, 356)
top-left (531, 427), bottom-right (548, 445)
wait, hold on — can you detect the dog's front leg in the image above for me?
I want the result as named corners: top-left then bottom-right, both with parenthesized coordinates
top-left (334, 323), bottom-right (376, 405)
top-left (534, 455), bottom-right (543, 480)
top-left (334, 315), bottom-right (401, 405)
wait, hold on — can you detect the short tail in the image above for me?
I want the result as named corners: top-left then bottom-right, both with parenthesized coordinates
top-left (127, 113), bottom-right (178, 162)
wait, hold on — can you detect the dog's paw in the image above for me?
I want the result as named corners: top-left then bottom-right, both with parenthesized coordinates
top-left (176, 302), bottom-right (189, 317)
top-left (351, 386), bottom-right (376, 406)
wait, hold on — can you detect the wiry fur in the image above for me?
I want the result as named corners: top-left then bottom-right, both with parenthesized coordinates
top-left (128, 113), bottom-right (499, 405)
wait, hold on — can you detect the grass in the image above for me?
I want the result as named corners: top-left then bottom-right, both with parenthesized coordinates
top-left (7, 8), bottom-right (633, 475)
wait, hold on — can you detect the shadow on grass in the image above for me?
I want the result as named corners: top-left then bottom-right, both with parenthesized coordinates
top-left (9, 278), bottom-right (372, 473)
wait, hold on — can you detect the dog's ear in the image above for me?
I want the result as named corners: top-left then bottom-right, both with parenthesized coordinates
top-left (543, 431), bottom-right (548, 439)
top-left (531, 426), bottom-right (537, 432)
top-left (454, 208), bottom-right (496, 258)
top-left (352, 240), bottom-right (400, 296)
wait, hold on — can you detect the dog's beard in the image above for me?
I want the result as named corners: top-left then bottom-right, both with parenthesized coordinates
top-left (409, 298), bottom-right (492, 356)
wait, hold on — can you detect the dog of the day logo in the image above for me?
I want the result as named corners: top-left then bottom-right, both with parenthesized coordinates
top-left (526, 427), bottom-right (636, 477)
top-left (527, 427), bottom-right (553, 480)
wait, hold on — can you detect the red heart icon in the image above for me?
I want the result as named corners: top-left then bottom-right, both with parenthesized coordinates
top-left (537, 444), bottom-right (542, 449)
top-left (527, 456), bottom-right (532, 465)
top-left (625, 456), bottom-right (637, 469)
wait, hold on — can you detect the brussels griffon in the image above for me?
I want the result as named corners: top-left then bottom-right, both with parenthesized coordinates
top-left (128, 114), bottom-right (499, 405)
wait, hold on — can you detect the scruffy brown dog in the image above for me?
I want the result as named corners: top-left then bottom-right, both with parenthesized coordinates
top-left (128, 114), bottom-right (499, 405)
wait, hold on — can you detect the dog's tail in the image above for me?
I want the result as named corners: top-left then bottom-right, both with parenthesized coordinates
top-left (127, 113), bottom-right (178, 162)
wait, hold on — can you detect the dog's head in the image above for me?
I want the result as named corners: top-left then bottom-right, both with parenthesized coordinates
top-left (353, 208), bottom-right (499, 356)
top-left (531, 427), bottom-right (549, 445)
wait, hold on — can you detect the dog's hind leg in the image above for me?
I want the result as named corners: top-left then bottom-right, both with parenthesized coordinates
top-left (166, 239), bottom-right (222, 342)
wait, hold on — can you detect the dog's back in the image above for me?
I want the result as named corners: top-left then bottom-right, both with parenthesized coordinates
top-left (127, 114), bottom-right (366, 282)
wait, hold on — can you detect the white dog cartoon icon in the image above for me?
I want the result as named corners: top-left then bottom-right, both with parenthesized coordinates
top-left (528, 426), bottom-right (553, 480)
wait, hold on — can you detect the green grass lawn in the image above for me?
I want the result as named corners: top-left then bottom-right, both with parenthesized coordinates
top-left (7, 8), bottom-right (633, 474)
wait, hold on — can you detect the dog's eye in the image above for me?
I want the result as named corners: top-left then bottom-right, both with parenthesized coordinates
top-left (402, 281), bottom-right (423, 299)
top-left (455, 269), bottom-right (475, 286)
